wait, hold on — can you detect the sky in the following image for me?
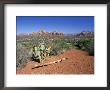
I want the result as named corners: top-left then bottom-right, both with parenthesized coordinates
top-left (16, 16), bottom-right (94, 35)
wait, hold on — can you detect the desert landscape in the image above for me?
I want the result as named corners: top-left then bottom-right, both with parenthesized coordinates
top-left (16, 30), bottom-right (94, 74)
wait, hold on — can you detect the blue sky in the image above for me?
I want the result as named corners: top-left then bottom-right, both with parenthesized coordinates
top-left (16, 16), bottom-right (94, 34)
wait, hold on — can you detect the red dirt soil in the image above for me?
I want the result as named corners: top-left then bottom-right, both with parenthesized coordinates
top-left (16, 49), bottom-right (94, 74)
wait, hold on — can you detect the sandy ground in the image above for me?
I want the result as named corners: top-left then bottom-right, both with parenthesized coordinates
top-left (16, 49), bottom-right (94, 74)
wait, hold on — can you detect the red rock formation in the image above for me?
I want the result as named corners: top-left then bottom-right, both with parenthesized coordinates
top-left (31, 30), bottom-right (64, 36)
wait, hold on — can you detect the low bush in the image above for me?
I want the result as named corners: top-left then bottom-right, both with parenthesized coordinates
top-left (51, 38), bottom-right (73, 54)
top-left (49, 49), bottom-right (58, 56)
top-left (86, 40), bottom-right (94, 56)
top-left (16, 43), bottom-right (30, 69)
top-left (73, 38), bottom-right (94, 56)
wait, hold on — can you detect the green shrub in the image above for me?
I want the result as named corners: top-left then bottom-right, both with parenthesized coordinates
top-left (16, 43), bottom-right (30, 69)
top-left (49, 49), bottom-right (58, 56)
top-left (86, 40), bottom-right (94, 56)
top-left (51, 38), bottom-right (72, 54)
top-left (73, 38), bottom-right (94, 56)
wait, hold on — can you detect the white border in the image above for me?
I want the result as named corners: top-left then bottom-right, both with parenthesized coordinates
top-left (5, 4), bottom-right (107, 87)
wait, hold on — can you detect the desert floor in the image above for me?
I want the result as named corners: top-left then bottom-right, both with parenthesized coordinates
top-left (17, 48), bottom-right (94, 74)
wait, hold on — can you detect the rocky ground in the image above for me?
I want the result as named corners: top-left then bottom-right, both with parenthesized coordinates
top-left (16, 49), bottom-right (94, 74)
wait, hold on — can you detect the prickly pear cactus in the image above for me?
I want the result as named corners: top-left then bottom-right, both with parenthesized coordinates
top-left (45, 47), bottom-right (51, 56)
top-left (39, 44), bottom-right (45, 51)
top-left (31, 44), bottom-right (50, 62)
top-left (31, 46), bottom-right (41, 60)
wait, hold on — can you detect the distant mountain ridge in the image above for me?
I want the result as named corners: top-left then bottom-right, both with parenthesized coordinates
top-left (17, 30), bottom-right (94, 37)
top-left (74, 31), bottom-right (94, 37)
top-left (31, 30), bottom-right (64, 36)
top-left (18, 30), bottom-right (64, 36)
